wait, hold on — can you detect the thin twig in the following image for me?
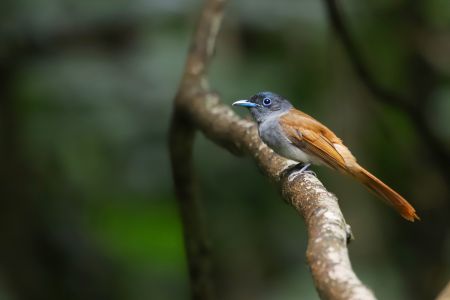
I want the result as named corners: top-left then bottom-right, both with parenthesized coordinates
top-left (323, 0), bottom-right (411, 111)
top-left (322, 0), bottom-right (450, 179)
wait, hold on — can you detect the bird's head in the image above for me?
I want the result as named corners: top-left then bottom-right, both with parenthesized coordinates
top-left (232, 91), bottom-right (293, 123)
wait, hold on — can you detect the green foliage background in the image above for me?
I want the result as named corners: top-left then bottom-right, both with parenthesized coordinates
top-left (0, 0), bottom-right (449, 299)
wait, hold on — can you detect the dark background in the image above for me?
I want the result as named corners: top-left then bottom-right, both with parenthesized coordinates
top-left (1, 0), bottom-right (449, 299)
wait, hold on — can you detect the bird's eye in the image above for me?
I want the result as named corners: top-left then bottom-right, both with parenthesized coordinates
top-left (263, 98), bottom-right (272, 106)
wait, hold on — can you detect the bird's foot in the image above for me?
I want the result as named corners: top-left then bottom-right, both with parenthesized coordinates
top-left (288, 163), bottom-right (315, 182)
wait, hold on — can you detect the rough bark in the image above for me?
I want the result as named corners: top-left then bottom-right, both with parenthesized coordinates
top-left (436, 281), bottom-right (450, 300)
top-left (169, 0), bottom-right (376, 299)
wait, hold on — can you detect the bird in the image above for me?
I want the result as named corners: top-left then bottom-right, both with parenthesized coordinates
top-left (232, 91), bottom-right (419, 222)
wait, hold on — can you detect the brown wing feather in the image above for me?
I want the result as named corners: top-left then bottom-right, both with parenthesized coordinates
top-left (280, 109), bottom-right (347, 170)
top-left (282, 109), bottom-right (343, 143)
top-left (279, 108), bottom-right (419, 221)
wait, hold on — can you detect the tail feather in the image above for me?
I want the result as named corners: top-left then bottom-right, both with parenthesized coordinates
top-left (350, 166), bottom-right (420, 222)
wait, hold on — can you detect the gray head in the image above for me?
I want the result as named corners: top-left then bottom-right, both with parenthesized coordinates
top-left (232, 91), bottom-right (293, 123)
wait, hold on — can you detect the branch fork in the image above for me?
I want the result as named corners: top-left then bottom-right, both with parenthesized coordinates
top-left (170, 0), bottom-right (377, 299)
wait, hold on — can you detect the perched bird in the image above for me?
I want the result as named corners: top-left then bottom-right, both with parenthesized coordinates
top-left (233, 91), bottom-right (419, 221)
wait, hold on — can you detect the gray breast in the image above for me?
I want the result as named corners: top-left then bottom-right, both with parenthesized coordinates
top-left (258, 114), bottom-right (312, 163)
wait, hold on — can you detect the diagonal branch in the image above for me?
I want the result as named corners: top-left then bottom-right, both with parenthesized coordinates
top-left (322, 0), bottom-right (412, 112)
top-left (185, 90), bottom-right (377, 300)
top-left (436, 281), bottom-right (450, 300)
top-left (170, 0), bottom-right (376, 299)
top-left (322, 0), bottom-right (450, 180)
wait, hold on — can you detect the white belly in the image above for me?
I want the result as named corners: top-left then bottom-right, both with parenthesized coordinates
top-left (276, 142), bottom-right (313, 163)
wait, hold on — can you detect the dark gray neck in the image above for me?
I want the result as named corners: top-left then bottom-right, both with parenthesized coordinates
top-left (253, 109), bottom-right (290, 125)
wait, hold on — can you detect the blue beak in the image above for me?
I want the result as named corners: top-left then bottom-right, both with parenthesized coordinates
top-left (232, 99), bottom-right (257, 108)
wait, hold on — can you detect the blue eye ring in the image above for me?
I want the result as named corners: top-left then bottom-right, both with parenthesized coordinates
top-left (263, 98), bottom-right (272, 106)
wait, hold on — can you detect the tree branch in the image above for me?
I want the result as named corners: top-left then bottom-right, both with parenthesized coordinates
top-left (322, 0), bottom-right (450, 181)
top-left (322, 3), bottom-right (450, 298)
top-left (283, 174), bottom-right (374, 300)
top-left (322, 0), bottom-right (411, 111)
top-left (170, 0), bottom-right (376, 299)
top-left (436, 281), bottom-right (450, 300)
top-left (169, 1), bottom-right (226, 299)
top-left (170, 111), bottom-right (214, 300)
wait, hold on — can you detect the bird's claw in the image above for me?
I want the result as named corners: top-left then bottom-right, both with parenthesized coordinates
top-left (288, 163), bottom-right (315, 182)
top-left (303, 169), bottom-right (317, 176)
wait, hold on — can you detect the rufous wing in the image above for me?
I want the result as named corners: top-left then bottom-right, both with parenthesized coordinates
top-left (279, 108), bottom-right (420, 221)
top-left (280, 109), bottom-right (348, 170)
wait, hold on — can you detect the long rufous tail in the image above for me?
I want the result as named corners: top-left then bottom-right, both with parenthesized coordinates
top-left (349, 166), bottom-right (420, 222)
